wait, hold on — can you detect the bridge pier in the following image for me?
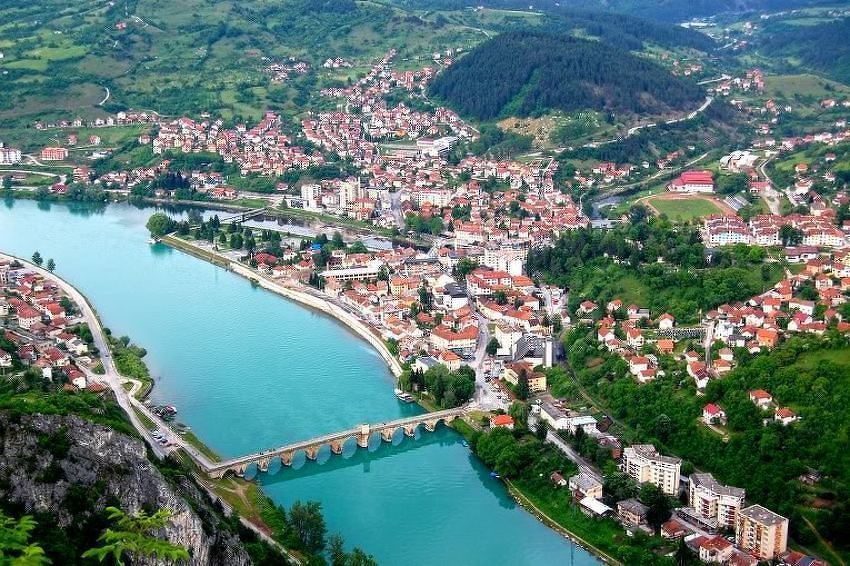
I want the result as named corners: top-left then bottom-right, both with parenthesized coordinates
top-left (356, 424), bottom-right (371, 448)
top-left (201, 409), bottom-right (469, 480)
top-left (280, 452), bottom-right (293, 467)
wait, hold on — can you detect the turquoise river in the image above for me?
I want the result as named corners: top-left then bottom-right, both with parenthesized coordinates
top-left (0, 199), bottom-right (598, 566)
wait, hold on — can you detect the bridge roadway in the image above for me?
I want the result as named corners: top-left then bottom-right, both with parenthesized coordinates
top-left (203, 407), bottom-right (468, 479)
top-left (190, 207), bottom-right (268, 229)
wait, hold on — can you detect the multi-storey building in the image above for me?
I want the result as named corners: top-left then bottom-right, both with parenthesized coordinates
top-left (621, 444), bottom-right (681, 496)
top-left (736, 504), bottom-right (788, 560)
top-left (0, 147), bottom-right (21, 165)
top-left (689, 472), bottom-right (746, 529)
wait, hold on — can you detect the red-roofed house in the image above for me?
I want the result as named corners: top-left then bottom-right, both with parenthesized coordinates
top-left (775, 407), bottom-right (798, 426)
top-left (702, 403), bottom-right (727, 425)
top-left (490, 414), bottom-right (515, 429)
top-left (749, 389), bottom-right (773, 408)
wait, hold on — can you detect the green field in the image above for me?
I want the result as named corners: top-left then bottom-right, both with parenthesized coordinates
top-left (645, 195), bottom-right (723, 221)
top-left (763, 74), bottom-right (850, 100)
top-left (0, 0), bottom-right (499, 125)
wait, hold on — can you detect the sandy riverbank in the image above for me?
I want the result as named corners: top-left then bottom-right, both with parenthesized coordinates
top-left (161, 235), bottom-right (403, 378)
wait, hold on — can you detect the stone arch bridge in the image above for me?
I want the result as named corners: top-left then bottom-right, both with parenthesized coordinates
top-left (203, 407), bottom-right (467, 479)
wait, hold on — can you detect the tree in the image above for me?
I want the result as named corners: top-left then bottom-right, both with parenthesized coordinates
top-left (145, 213), bottom-right (175, 238)
top-left (328, 534), bottom-right (377, 566)
top-left (515, 369), bottom-right (530, 401)
top-left (454, 258), bottom-right (478, 278)
top-left (0, 512), bottom-right (49, 565)
top-left (639, 484), bottom-right (672, 532)
top-left (31, 252), bottom-right (43, 267)
top-left (509, 401), bottom-right (529, 430)
top-left (46, 259), bottom-right (55, 272)
top-left (329, 534), bottom-right (347, 566)
top-left (486, 337), bottom-right (500, 356)
top-left (779, 224), bottom-right (804, 247)
top-left (603, 472), bottom-right (639, 504)
top-left (82, 506), bottom-right (189, 565)
top-left (287, 501), bottom-right (327, 554)
top-left (535, 419), bottom-right (548, 441)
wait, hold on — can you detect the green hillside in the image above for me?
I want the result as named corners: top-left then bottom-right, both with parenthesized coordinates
top-left (429, 32), bottom-right (705, 121)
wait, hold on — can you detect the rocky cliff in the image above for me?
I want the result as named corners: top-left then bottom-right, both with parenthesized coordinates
top-left (0, 411), bottom-right (252, 565)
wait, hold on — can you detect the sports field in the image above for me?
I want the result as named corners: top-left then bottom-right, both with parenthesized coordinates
top-left (642, 193), bottom-right (729, 221)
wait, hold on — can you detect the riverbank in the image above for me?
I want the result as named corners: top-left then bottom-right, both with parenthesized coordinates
top-left (160, 235), bottom-right (404, 378)
top-left (448, 420), bottom-right (639, 566)
top-left (157, 235), bottom-right (634, 565)
top-left (0, 250), bottom-right (302, 564)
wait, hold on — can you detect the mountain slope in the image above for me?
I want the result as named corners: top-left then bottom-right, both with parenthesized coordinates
top-left (761, 18), bottom-right (850, 85)
top-left (390, 0), bottom-right (835, 22)
top-left (0, 411), bottom-right (254, 564)
top-left (429, 32), bottom-right (704, 121)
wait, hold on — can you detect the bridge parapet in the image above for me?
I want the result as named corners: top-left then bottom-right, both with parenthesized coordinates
top-left (203, 407), bottom-right (468, 479)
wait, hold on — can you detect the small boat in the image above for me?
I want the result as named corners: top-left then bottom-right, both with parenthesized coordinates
top-left (148, 237), bottom-right (159, 245)
top-left (395, 390), bottom-right (415, 403)
top-left (490, 471), bottom-right (500, 479)
top-left (461, 440), bottom-right (469, 448)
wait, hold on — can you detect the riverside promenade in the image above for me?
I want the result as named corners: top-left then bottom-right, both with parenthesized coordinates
top-left (161, 235), bottom-right (404, 377)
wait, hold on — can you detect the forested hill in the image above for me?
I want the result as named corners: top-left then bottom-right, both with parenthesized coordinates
top-left (761, 18), bottom-right (850, 85)
top-left (390, 0), bottom-right (833, 22)
top-left (429, 32), bottom-right (705, 121)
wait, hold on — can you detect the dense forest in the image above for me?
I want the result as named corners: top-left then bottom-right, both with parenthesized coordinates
top-left (563, 328), bottom-right (850, 551)
top-left (475, 8), bottom-right (717, 52)
top-left (761, 18), bottom-right (850, 85)
top-left (429, 32), bottom-right (704, 121)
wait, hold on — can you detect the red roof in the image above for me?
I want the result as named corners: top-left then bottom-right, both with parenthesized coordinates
top-left (679, 170), bottom-right (714, 184)
top-left (491, 414), bottom-right (514, 427)
top-left (704, 403), bottom-right (722, 415)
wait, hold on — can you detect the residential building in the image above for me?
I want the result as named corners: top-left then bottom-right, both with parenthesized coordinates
top-left (569, 473), bottom-right (603, 500)
top-left (689, 472), bottom-right (746, 529)
top-left (736, 504), bottom-right (788, 560)
top-left (621, 444), bottom-right (681, 496)
top-left (698, 535), bottom-right (734, 564)
top-left (40, 147), bottom-right (69, 161)
top-left (0, 147), bottom-right (22, 165)
top-left (502, 362), bottom-right (546, 392)
top-left (617, 498), bottom-right (649, 527)
top-left (429, 325), bottom-right (478, 351)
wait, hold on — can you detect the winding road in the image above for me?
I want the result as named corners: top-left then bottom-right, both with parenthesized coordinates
top-left (98, 86), bottom-right (110, 106)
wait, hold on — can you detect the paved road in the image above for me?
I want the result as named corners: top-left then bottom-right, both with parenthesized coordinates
top-left (758, 156), bottom-right (783, 215)
top-left (98, 86), bottom-right (110, 106)
top-left (2, 251), bottom-right (304, 562)
top-left (529, 413), bottom-right (603, 482)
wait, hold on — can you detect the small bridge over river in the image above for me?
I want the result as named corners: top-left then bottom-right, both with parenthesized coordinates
top-left (220, 207), bottom-right (267, 223)
top-left (190, 207), bottom-right (268, 229)
top-left (203, 407), bottom-right (467, 479)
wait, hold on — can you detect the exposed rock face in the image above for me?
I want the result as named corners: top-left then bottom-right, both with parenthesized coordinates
top-left (0, 412), bottom-right (251, 566)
